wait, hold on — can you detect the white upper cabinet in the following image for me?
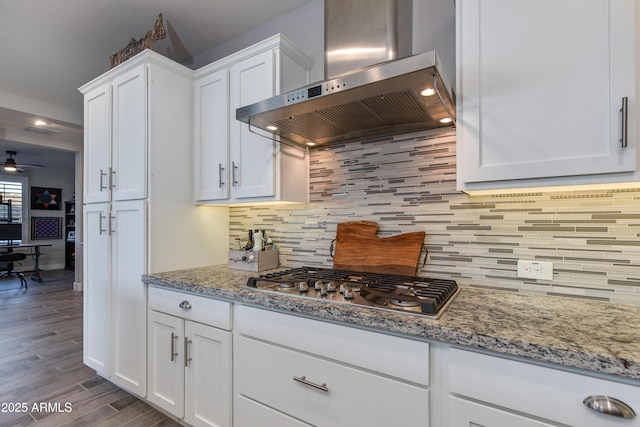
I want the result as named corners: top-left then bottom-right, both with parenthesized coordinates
top-left (83, 65), bottom-right (147, 203)
top-left (457, 0), bottom-right (636, 192)
top-left (194, 34), bottom-right (314, 204)
top-left (194, 69), bottom-right (230, 201)
top-left (229, 50), bottom-right (277, 200)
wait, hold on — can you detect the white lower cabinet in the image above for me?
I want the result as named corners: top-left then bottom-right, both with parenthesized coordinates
top-left (448, 347), bottom-right (640, 427)
top-left (234, 305), bottom-right (430, 427)
top-left (147, 287), bottom-right (232, 427)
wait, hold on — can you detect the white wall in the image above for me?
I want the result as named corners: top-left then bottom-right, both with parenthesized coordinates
top-left (190, 0), bottom-right (325, 83)
top-left (412, 0), bottom-right (456, 92)
top-left (0, 91), bottom-right (83, 127)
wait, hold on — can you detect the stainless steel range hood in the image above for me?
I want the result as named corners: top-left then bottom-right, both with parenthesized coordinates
top-left (235, 0), bottom-right (455, 147)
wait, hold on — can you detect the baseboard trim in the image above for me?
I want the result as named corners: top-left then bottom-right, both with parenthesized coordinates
top-left (73, 281), bottom-right (83, 292)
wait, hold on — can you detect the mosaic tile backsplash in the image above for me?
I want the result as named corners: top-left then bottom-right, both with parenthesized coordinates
top-left (230, 130), bottom-right (640, 304)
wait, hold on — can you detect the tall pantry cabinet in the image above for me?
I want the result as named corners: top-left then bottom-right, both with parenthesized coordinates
top-left (79, 50), bottom-right (228, 397)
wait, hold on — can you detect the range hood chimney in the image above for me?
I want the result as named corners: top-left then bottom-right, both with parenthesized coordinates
top-left (324, 0), bottom-right (413, 78)
top-left (236, 0), bottom-right (455, 148)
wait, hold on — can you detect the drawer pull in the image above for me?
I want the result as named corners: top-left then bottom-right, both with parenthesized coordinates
top-left (583, 395), bottom-right (636, 419)
top-left (293, 375), bottom-right (329, 393)
top-left (179, 300), bottom-right (192, 310)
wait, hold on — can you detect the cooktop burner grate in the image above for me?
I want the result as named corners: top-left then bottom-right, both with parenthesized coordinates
top-left (244, 266), bottom-right (459, 318)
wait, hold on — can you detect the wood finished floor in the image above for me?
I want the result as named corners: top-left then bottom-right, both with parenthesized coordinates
top-left (0, 270), bottom-right (181, 427)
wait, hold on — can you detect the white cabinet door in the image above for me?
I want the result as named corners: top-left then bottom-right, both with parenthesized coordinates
top-left (449, 396), bottom-right (556, 427)
top-left (82, 202), bottom-right (111, 374)
top-left (148, 310), bottom-right (185, 417)
top-left (84, 85), bottom-right (112, 204)
top-left (229, 50), bottom-right (276, 199)
top-left (457, 0), bottom-right (636, 186)
top-left (184, 321), bottom-right (232, 427)
top-left (111, 65), bottom-right (148, 201)
top-left (195, 69), bottom-right (230, 202)
top-left (110, 199), bottom-right (147, 396)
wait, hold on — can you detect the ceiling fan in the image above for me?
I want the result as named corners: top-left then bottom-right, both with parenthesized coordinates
top-left (3, 150), bottom-right (45, 173)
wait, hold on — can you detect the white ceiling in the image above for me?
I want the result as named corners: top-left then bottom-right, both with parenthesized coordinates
top-left (0, 0), bottom-right (313, 170)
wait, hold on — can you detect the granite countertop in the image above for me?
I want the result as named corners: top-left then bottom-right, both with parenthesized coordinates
top-left (143, 264), bottom-right (640, 382)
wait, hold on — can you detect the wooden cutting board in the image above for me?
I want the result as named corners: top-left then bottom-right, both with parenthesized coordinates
top-left (332, 221), bottom-right (425, 276)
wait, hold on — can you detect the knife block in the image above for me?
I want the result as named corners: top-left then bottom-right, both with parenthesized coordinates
top-left (228, 250), bottom-right (279, 272)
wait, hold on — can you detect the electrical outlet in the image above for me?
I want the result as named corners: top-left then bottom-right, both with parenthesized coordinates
top-left (517, 260), bottom-right (553, 280)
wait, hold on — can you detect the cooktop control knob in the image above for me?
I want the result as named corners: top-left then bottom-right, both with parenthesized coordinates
top-left (343, 287), bottom-right (355, 299)
top-left (314, 280), bottom-right (323, 290)
top-left (326, 281), bottom-right (338, 292)
top-left (319, 282), bottom-right (328, 296)
top-left (298, 281), bottom-right (309, 292)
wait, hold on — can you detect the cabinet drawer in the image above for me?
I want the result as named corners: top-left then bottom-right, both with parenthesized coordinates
top-left (236, 305), bottom-right (429, 385)
top-left (449, 347), bottom-right (640, 426)
top-left (148, 286), bottom-right (231, 330)
top-left (235, 395), bottom-right (311, 427)
top-left (235, 336), bottom-right (429, 427)
top-left (449, 396), bottom-right (557, 427)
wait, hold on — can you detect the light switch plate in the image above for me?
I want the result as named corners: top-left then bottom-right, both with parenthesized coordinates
top-left (517, 260), bottom-right (553, 280)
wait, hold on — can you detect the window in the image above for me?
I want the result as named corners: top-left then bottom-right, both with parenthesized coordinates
top-left (0, 176), bottom-right (27, 243)
top-left (0, 179), bottom-right (24, 222)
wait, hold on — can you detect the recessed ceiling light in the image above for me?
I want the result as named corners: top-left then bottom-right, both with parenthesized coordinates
top-left (420, 88), bottom-right (436, 97)
top-left (306, 142), bottom-right (316, 146)
top-left (34, 120), bottom-right (47, 126)
top-left (439, 117), bottom-right (452, 124)
top-left (266, 125), bottom-right (278, 131)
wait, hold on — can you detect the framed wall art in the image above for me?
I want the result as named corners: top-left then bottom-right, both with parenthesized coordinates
top-left (31, 187), bottom-right (61, 210)
top-left (31, 216), bottom-right (62, 240)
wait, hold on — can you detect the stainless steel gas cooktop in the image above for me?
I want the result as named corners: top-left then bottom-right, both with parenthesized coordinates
top-left (243, 267), bottom-right (459, 319)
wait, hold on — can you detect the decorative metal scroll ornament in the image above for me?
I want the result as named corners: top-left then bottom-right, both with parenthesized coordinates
top-left (109, 13), bottom-right (166, 68)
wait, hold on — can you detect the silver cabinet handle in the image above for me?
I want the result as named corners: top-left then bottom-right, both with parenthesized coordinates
top-left (583, 395), bottom-right (636, 419)
top-left (293, 376), bottom-right (329, 392)
top-left (99, 169), bottom-right (108, 191)
top-left (108, 215), bottom-right (116, 235)
top-left (98, 212), bottom-right (107, 235)
top-left (179, 300), bottom-right (192, 310)
top-left (184, 337), bottom-right (192, 367)
top-left (232, 161), bottom-right (239, 187)
top-left (219, 163), bottom-right (225, 188)
top-left (620, 96), bottom-right (629, 148)
top-left (170, 332), bottom-right (178, 362)
top-left (109, 167), bottom-right (116, 189)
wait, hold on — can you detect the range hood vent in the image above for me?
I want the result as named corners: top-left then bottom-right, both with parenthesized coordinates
top-left (235, 0), bottom-right (455, 147)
